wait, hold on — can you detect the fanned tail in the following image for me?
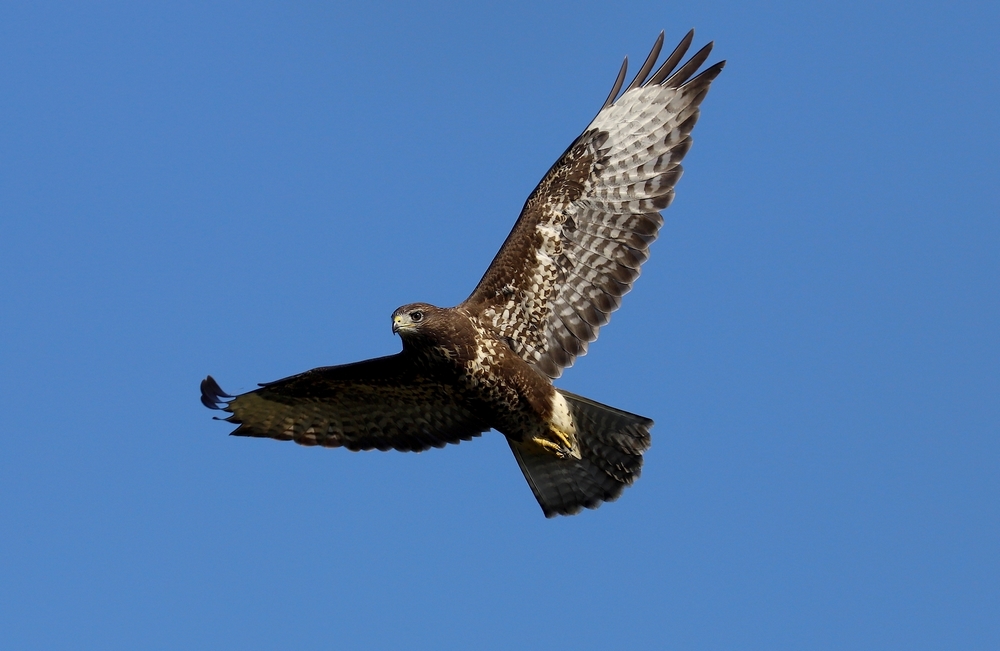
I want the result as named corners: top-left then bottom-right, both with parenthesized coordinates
top-left (509, 390), bottom-right (652, 517)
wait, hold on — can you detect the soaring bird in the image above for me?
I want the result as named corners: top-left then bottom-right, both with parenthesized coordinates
top-left (201, 30), bottom-right (724, 517)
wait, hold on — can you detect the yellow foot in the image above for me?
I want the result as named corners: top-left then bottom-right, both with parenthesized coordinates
top-left (529, 427), bottom-right (580, 459)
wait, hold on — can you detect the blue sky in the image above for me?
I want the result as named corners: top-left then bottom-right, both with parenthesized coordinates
top-left (1, 1), bottom-right (997, 649)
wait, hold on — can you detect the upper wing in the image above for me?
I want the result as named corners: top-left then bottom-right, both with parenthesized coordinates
top-left (200, 354), bottom-right (489, 452)
top-left (461, 31), bottom-right (724, 378)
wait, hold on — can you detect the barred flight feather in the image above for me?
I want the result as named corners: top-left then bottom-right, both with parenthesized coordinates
top-left (463, 31), bottom-right (724, 378)
top-left (200, 359), bottom-right (490, 453)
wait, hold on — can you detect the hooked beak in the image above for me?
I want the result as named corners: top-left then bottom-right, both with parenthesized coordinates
top-left (392, 314), bottom-right (405, 334)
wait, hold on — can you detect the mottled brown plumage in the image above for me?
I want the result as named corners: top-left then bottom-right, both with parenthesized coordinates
top-left (201, 30), bottom-right (724, 517)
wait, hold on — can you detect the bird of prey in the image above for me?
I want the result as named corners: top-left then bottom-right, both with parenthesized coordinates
top-left (201, 30), bottom-right (724, 517)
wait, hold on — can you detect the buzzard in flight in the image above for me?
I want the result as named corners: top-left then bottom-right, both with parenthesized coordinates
top-left (201, 31), bottom-right (724, 517)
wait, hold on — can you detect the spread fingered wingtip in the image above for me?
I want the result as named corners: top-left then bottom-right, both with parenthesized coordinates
top-left (200, 375), bottom-right (233, 410)
top-left (600, 29), bottom-right (723, 115)
top-left (646, 28), bottom-right (695, 86)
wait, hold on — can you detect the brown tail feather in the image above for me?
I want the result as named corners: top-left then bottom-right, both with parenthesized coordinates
top-left (509, 390), bottom-right (652, 517)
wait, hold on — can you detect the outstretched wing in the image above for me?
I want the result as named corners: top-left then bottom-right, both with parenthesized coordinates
top-left (461, 31), bottom-right (724, 378)
top-left (200, 354), bottom-right (489, 452)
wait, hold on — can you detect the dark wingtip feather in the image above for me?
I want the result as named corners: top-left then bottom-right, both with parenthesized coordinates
top-left (647, 29), bottom-right (695, 86)
top-left (623, 30), bottom-right (664, 93)
top-left (682, 59), bottom-right (726, 88)
top-left (200, 375), bottom-right (233, 410)
top-left (600, 56), bottom-right (629, 112)
top-left (664, 41), bottom-right (714, 88)
top-left (597, 31), bottom-right (721, 123)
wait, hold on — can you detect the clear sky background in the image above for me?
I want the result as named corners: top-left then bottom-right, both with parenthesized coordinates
top-left (1, 1), bottom-right (997, 649)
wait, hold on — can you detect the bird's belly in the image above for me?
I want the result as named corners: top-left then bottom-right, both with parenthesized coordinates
top-left (455, 365), bottom-right (563, 447)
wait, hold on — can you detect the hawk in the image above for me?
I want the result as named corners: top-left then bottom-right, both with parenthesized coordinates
top-left (201, 30), bottom-right (724, 517)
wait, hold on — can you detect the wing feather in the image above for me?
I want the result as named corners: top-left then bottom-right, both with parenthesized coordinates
top-left (623, 30), bottom-right (664, 93)
top-left (646, 29), bottom-right (695, 86)
top-left (461, 32), bottom-right (724, 377)
top-left (663, 42), bottom-right (715, 87)
top-left (200, 354), bottom-right (489, 452)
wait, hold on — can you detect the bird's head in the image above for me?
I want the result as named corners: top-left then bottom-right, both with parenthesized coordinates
top-left (391, 303), bottom-right (441, 338)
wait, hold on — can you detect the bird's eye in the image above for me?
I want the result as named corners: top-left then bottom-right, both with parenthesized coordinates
top-left (411, 311), bottom-right (423, 322)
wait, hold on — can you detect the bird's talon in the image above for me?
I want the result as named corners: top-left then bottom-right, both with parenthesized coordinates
top-left (529, 436), bottom-right (570, 457)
